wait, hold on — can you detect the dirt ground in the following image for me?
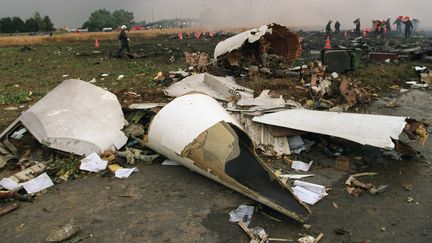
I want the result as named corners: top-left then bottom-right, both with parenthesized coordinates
top-left (0, 33), bottom-right (431, 242)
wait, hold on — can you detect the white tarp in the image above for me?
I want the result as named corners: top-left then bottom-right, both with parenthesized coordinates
top-left (0, 79), bottom-right (128, 156)
top-left (164, 73), bottom-right (253, 102)
top-left (253, 109), bottom-right (407, 149)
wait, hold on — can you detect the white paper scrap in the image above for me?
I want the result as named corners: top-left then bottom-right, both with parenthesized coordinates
top-left (292, 180), bottom-right (327, 205)
top-left (161, 159), bottom-right (180, 166)
top-left (115, 167), bottom-right (138, 178)
top-left (22, 173), bottom-right (54, 194)
top-left (291, 160), bottom-right (313, 172)
top-left (80, 152), bottom-right (108, 172)
top-left (279, 174), bottom-right (315, 179)
top-left (294, 180), bottom-right (327, 195)
top-left (0, 178), bottom-right (21, 191)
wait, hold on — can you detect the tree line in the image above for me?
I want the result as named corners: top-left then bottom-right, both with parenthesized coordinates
top-left (82, 9), bottom-right (134, 31)
top-left (0, 12), bottom-right (54, 34)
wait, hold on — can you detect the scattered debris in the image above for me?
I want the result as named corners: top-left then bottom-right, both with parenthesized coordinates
top-left (0, 203), bottom-right (20, 217)
top-left (116, 148), bottom-right (160, 165)
top-left (253, 109), bottom-right (428, 151)
top-left (214, 23), bottom-right (301, 73)
top-left (345, 172), bottom-right (387, 196)
top-left (46, 221), bottom-right (81, 242)
top-left (165, 73), bottom-right (253, 102)
top-left (184, 51), bottom-right (209, 72)
top-left (298, 233), bottom-right (324, 243)
top-left (229, 205), bottom-right (255, 225)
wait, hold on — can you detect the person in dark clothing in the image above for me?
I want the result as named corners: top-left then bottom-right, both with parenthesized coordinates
top-left (334, 21), bottom-right (341, 34)
top-left (117, 25), bottom-right (130, 56)
top-left (393, 17), bottom-right (402, 34)
top-left (403, 18), bottom-right (413, 38)
top-left (354, 18), bottom-right (361, 36)
top-left (326, 20), bottom-right (332, 37)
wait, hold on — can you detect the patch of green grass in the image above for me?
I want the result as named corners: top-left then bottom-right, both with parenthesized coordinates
top-left (0, 90), bottom-right (32, 104)
top-left (351, 63), bottom-right (417, 90)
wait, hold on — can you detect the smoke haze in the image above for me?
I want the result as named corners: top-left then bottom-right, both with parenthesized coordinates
top-left (1, 0), bottom-right (430, 30)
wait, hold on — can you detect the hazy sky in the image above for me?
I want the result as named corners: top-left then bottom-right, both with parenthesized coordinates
top-left (0, 0), bottom-right (430, 29)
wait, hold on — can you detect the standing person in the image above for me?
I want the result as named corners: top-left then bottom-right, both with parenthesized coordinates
top-left (385, 17), bottom-right (391, 33)
top-left (117, 25), bottom-right (130, 56)
top-left (394, 16), bottom-right (403, 34)
top-left (354, 18), bottom-right (361, 36)
top-left (403, 17), bottom-right (413, 38)
top-left (412, 18), bottom-right (420, 32)
top-left (334, 20), bottom-right (341, 34)
top-left (326, 20), bottom-right (333, 37)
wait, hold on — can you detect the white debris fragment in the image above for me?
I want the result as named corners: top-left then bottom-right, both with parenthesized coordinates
top-left (291, 160), bottom-right (313, 172)
top-left (293, 180), bottom-right (327, 205)
top-left (11, 128), bottom-right (27, 139)
top-left (0, 178), bottom-right (21, 191)
top-left (414, 66), bottom-right (428, 72)
top-left (22, 173), bottom-right (54, 194)
top-left (279, 174), bottom-right (315, 180)
top-left (229, 205), bottom-right (255, 226)
top-left (161, 159), bottom-right (180, 166)
top-left (117, 74), bottom-right (125, 80)
top-left (331, 72), bottom-right (339, 79)
top-left (79, 152), bottom-right (108, 172)
top-left (115, 167), bottom-right (138, 178)
top-left (88, 78), bottom-right (97, 83)
top-left (164, 73), bottom-right (253, 102)
top-left (62, 74), bottom-right (69, 78)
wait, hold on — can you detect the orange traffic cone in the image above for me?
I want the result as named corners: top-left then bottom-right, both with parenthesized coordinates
top-left (324, 35), bottom-right (331, 49)
top-left (94, 38), bottom-right (100, 48)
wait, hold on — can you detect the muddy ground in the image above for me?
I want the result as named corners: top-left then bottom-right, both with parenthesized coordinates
top-left (0, 33), bottom-right (431, 242)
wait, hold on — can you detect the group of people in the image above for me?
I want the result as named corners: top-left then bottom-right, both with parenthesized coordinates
top-left (326, 16), bottom-right (418, 38)
top-left (325, 19), bottom-right (361, 37)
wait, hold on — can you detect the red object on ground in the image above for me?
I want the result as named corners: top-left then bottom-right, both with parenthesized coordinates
top-left (178, 32), bottom-right (183, 40)
top-left (94, 38), bottom-right (100, 48)
top-left (324, 35), bottom-right (331, 49)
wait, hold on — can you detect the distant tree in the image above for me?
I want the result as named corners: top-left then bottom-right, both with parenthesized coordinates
top-left (33, 11), bottom-right (46, 31)
top-left (82, 9), bottom-right (115, 31)
top-left (0, 17), bottom-right (14, 33)
top-left (43, 16), bottom-right (55, 31)
top-left (25, 18), bottom-right (39, 32)
top-left (12, 17), bottom-right (25, 32)
top-left (112, 9), bottom-right (134, 27)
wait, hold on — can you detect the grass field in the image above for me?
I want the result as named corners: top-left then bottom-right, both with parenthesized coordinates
top-left (0, 27), bottom-right (246, 47)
